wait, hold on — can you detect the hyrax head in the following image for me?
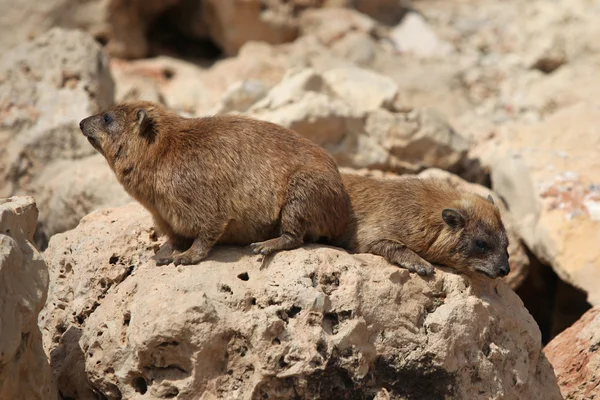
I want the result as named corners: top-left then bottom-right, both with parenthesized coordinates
top-left (79, 101), bottom-right (159, 166)
top-left (439, 194), bottom-right (510, 279)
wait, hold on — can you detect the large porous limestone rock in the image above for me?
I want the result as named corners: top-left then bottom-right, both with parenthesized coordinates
top-left (0, 197), bottom-right (56, 399)
top-left (40, 203), bottom-right (561, 399)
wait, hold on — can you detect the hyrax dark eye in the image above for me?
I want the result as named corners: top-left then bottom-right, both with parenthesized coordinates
top-left (102, 114), bottom-right (112, 124)
top-left (475, 240), bottom-right (487, 251)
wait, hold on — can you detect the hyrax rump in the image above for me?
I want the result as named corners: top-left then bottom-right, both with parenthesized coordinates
top-left (341, 173), bottom-right (510, 278)
top-left (79, 101), bottom-right (351, 266)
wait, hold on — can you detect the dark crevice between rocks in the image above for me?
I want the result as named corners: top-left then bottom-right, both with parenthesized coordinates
top-left (516, 247), bottom-right (591, 344)
top-left (146, 3), bottom-right (223, 63)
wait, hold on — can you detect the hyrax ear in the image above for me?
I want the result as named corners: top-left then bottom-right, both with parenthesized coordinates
top-left (442, 208), bottom-right (465, 229)
top-left (487, 194), bottom-right (495, 205)
top-left (136, 109), bottom-right (156, 142)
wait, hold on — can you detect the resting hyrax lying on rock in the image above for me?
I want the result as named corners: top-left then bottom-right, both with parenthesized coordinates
top-left (341, 173), bottom-right (510, 278)
top-left (79, 101), bottom-right (351, 265)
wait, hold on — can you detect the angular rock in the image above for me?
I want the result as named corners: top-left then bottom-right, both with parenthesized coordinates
top-left (0, 28), bottom-right (114, 197)
top-left (545, 306), bottom-right (600, 400)
top-left (0, 197), bottom-right (55, 400)
top-left (33, 155), bottom-right (131, 248)
top-left (40, 202), bottom-right (561, 399)
top-left (389, 11), bottom-right (453, 59)
top-left (201, 0), bottom-right (303, 56)
top-left (0, 0), bottom-right (177, 59)
top-left (247, 67), bottom-right (472, 176)
top-left (489, 102), bottom-right (600, 306)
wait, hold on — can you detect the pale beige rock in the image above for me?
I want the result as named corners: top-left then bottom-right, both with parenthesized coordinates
top-left (544, 306), bottom-right (600, 400)
top-left (40, 202), bottom-right (561, 399)
top-left (111, 43), bottom-right (291, 116)
top-left (489, 102), bottom-right (600, 305)
top-left (0, 0), bottom-right (178, 59)
top-left (247, 67), bottom-right (471, 175)
top-left (418, 168), bottom-right (530, 289)
top-left (0, 28), bottom-right (114, 197)
top-left (202, 0), bottom-right (300, 56)
top-left (389, 11), bottom-right (453, 59)
top-left (33, 155), bottom-right (131, 247)
top-left (0, 197), bottom-right (56, 400)
top-left (322, 67), bottom-right (398, 114)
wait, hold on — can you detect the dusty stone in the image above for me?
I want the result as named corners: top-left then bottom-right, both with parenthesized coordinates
top-left (202, 0), bottom-right (304, 56)
top-left (33, 155), bottom-right (131, 247)
top-left (322, 67), bottom-right (397, 114)
top-left (0, 197), bottom-right (56, 400)
top-left (247, 67), bottom-right (471, 175)
top-left (489, 102), bottom-right (600, 306)
top-left (0, 28), bottom-right (114, 197)
top-left (111, 42), bottom-right (292, 116)
top-left (0, 0), bottom-right (179, 59)
top-left (418, 168), bottom-right (530, 289)
top-left (545, 306), bottom-right (600, 400)
top-left (40, 202), bottom-right (561, 399)
top-left (389, 11), bottom-right (453, 59)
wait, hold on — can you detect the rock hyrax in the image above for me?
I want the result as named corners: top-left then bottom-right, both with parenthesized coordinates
top-left (341, 173), bottom-right (510, 278)
top-left (79, 101), bottom-right (351, 265)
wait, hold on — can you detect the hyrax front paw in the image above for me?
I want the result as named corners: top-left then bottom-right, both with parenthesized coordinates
top-left (154, 249), bottom-right (207, 266)
top-left (402, 259), bottom-right (435, 276)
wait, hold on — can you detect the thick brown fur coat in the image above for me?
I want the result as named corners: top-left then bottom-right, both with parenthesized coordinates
top-left (340, 173), bottom-right (510, 278)
top-left (80, 101), bottom-right (351, 265)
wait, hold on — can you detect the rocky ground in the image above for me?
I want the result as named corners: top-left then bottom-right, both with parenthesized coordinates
top-left (1, 0), bottom-right (599, 398)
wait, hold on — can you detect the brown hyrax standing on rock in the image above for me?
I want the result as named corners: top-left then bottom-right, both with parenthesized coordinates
top-left (340, 173), bottom-right (511, 278)
top-left (79, 101), bottom-right (351, 266)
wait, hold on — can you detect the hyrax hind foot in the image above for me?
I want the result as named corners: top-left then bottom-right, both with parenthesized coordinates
top-left (154, 238), bottom-right (210, 266)
top-left (250, 233), bottom-right (303, 256)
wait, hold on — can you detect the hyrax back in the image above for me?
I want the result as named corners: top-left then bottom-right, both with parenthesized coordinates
top-left (79, 101), bottom-right (351, 265)
top-left (341, 173), bottom-right (510, 278)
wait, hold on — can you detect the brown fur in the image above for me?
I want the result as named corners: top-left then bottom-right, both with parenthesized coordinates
top-left (79, 101), bottom-right (351, 265)
top-left (340, 173), bottom-right (510, 278)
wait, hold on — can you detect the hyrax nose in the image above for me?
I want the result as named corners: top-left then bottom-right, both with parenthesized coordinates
top-left (79, 119), bottom-right (85, 132)
top-left (499, 263), bottom-right (510, 277)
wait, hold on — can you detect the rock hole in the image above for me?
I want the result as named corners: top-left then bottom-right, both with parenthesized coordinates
top-left (308, 272), bottom-right (318, 288)
top-left (237, 272), bottom-right (249, 281)
top-left (482, 343), bottom-right (491, 357)
top-left (316, 340), bottom-right (327, 358)
top-left (287, 305), bottom-right (302, 319)
top-left (219, 284), bottom-right (233, 294)
top-left (164, 387), bottom-right (179, 398)
top-left (158, 341), bottom-right (179, 347)
top-left (278, 356), bottom-right (288, 369)
top-left (123, 312), bottom-right (131, 326)
top-left (126, 265), bottom-right (135, 276)
top-left (132, 377), bottom-right (148, 394)
top-left (97, 331), bottom-right (103, 337)
top-left (250, 297), bottom-right (257, 305)
top-left (324, 312), bottom-right (340, 334)
top-left (109, 255), bottom-right (120, 265)
top-left (95, 34), bottom-right (109, 46)
top-left (272, 338), bottom-right (281, 345)
top-left (162, 68), bottom-right (175, 80)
